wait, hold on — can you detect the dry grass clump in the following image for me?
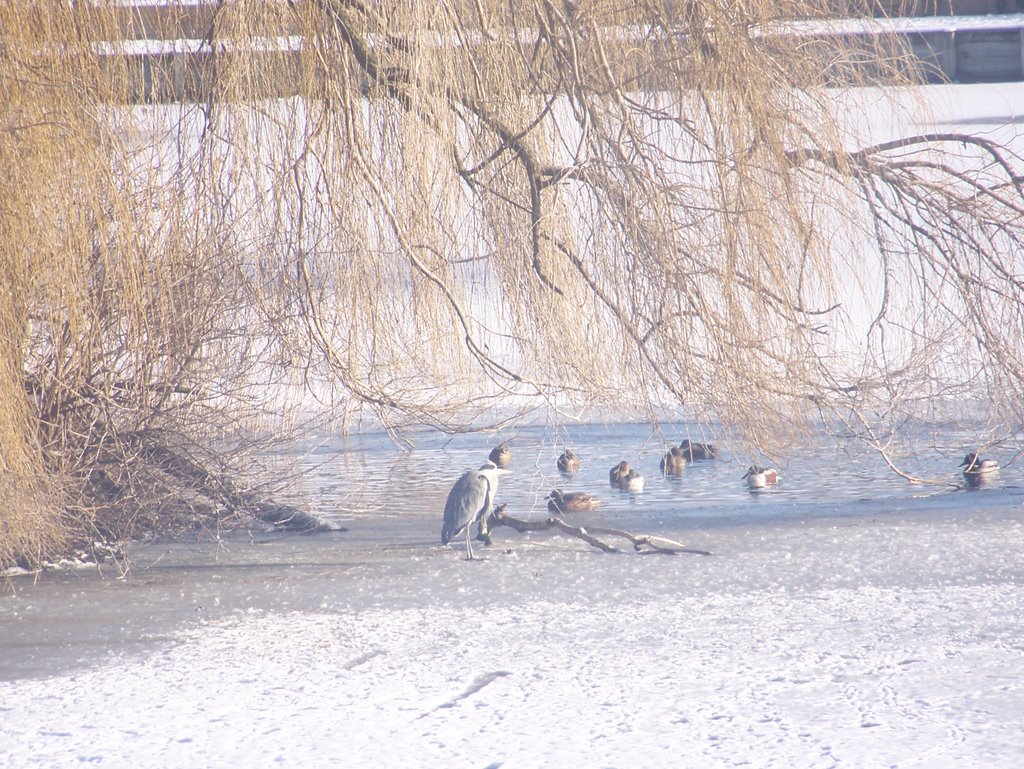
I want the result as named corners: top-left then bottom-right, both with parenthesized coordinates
top-left (2, 1), bottom-right (1023, 565)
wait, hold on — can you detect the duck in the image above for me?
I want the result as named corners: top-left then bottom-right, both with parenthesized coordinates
top-left (488, 443), bottom-right (511, 468)
top-left (660, 446), bottom-right (687, 475)
top-left (557, 450), bottom-right (580, 474)
top-left (624, 469), bottom-right (646, 492)
top-left (609, 460), bottom-right (631, 488)
top-left (960, 452), bottom-right (999, 485)
top-left (547, 489), bottom-right (600, 513)
top-left (680, 439), bottom-right (719, 461)
top-left (743, 465), bottom-right (779, 489)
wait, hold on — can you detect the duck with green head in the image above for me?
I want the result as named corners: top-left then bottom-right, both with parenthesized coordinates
top-left (680, 439), bottom-right (719, 461)
top-left (960, 451), bottom-right (998, 486)
top-left (743, 465), bottom-right (778, 489)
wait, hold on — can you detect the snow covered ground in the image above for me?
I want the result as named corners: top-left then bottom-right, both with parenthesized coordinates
top-left (2, 500), bottom-right (1023, 768)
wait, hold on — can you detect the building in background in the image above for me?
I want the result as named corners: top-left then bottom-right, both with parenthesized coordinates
top-left (839, 1), bottom-right (1024, 15)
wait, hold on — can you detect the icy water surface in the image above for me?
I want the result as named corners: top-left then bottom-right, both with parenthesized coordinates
top-left (284, 420), bottom-right (1022, 533)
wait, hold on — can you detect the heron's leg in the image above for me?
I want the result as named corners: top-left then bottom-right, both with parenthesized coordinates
top-left (464, 523), bottom-right (475, 560)
top-left (475, 510), bottom-right (492, 545)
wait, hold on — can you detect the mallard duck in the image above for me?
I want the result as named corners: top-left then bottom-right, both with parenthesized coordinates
top-left (488, 443), bottom-right (512, 468)
top-left (609, 460), bottom-right (631, 487)
top-left (547, 489), bottom-right (600, 513)
top-left (624, 469), bottom-right (646, 492)
top-left (743, 465), bottom-right (779, 489)
top-left (557, 450), bottom-right (580, 473)
top-left (960, 452), bottom-right (999, 485)
top-left (660, 446), bottom-right (687, 475)
top-left (680, 439), bottom-right (719, 461)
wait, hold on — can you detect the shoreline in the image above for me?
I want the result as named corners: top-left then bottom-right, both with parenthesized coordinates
top-left (2, 496), bottom-right (1021, 680)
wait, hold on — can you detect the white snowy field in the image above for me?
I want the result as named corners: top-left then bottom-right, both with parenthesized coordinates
top-left (2, 502), bottom-right (1023, 768)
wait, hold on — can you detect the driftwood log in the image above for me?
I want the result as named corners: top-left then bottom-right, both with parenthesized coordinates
top-left (479, 503), bottom-right (712, 556)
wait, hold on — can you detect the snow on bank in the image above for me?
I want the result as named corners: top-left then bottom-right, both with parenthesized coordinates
top-left (2, 587), bottom-right (1020, 767)
top-left (2, 509), bottom-right (1023, 768)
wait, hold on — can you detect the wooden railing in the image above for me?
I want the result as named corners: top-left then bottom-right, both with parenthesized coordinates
top-left (85, 4), bottom-right (1024, 103)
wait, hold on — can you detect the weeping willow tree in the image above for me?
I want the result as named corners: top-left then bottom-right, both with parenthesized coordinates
top-left (2, 0), bottom-right (1022, 566)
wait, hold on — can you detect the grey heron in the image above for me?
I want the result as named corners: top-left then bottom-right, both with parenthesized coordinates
top-left (441, 460), bottom-right (500, 559)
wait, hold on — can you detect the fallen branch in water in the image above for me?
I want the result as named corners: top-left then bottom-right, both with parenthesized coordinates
top-left (481, 504), bottom-right (712, 556)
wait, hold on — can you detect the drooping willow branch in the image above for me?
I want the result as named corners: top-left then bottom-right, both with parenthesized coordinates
top-left (481, 503), bottom-right (713, 555)
top-left (8, 0), bottom-right (1024, 571)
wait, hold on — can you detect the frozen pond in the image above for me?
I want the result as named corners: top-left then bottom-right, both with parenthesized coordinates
top-left (2, 422), bottom-right (1024, 767)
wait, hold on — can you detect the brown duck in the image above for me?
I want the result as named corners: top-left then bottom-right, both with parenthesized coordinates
top-left (547, 489), bottom-right (600, 513)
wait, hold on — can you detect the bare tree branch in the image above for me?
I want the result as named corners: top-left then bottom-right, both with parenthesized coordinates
top-left (484, 504), bottom-right (713, 555)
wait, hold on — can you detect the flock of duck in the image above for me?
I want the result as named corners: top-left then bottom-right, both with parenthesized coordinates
top-left (494, 442), bottom-right (999, 501)
top-left (556, 439), bottom-right (781, 494)
top-left (440, 440), bottom-right (1002, 558)
top-left (491, 438), bottom-right (782, 516)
